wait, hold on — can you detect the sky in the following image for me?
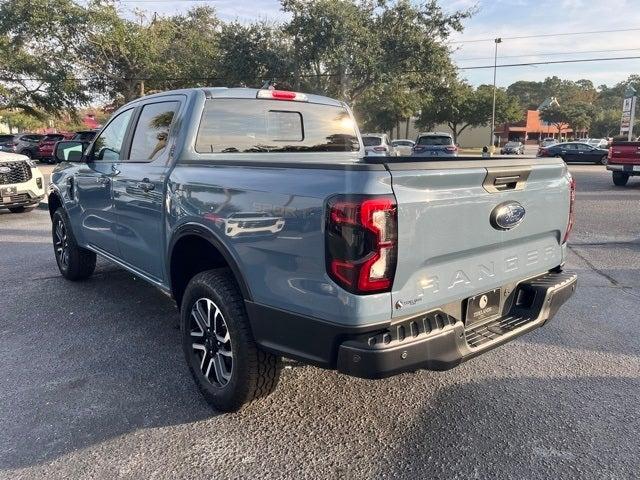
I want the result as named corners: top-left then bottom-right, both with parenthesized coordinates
top-left (110, 0), bottom-right (640, 89)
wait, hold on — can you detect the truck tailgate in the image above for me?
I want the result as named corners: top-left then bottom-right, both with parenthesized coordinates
top-left (386, 158), bottom-right (570, 319)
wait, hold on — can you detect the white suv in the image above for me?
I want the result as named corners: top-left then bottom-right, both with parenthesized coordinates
top-left (0, 152), bottom-right (45, 213)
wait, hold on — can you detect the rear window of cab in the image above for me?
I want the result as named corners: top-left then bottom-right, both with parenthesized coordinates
top-left (195, 99), bottom-right (359, 153)
top-left (417, 135), bottom-right (453, 146)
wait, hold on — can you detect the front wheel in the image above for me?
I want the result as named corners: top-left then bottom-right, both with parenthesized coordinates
top-left (612, 171), bottom-right (629, 186)
top-left (52, 208), bottom-right (97, 280)
top-left (8, 206), bottom-right (26, 213)
top-left (181, 269), bottom-right (282, 412)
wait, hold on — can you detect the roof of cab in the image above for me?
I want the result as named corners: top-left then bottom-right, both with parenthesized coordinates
top-left (128, 87), bottom-right (344, 107)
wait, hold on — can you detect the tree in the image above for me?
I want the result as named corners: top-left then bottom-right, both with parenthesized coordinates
top-left (590, 109), bottom-right (622, 138)
top-left (563, 101), bottom-right (596, 138)
top-left (416, 81), bottom-right (522, 143)
top-left (539, 105), bottom-right (569, 139)
top-left (215, 21), bottom-right (293, 88)
top-left (0, 0), bottom-right (88, 115)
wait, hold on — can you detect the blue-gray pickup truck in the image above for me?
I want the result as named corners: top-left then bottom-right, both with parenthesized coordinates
top-left (49, 88), bottom-right (577, 412)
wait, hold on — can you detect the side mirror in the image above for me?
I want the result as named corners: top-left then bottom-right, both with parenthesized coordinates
top-left (55, 140), bottom-right (88, 163)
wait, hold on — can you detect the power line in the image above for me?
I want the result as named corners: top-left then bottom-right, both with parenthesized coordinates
top-left (3, 55), bottom-right (640, 83)
top-left (457, 55), bottom-right (640, 70)
top-left (450, 27), bottom-right (640, 44)
top-left (455, 47), bottom-right (640, 62)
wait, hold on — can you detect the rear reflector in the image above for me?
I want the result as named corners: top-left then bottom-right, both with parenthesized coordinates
top-left (257, 89), bottom-right (308, 102)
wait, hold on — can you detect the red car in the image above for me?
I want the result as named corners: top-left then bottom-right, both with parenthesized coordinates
top-left (606, 140), bottom-right (640, 186)
top-left (34, 133), bottom-right (75, 164)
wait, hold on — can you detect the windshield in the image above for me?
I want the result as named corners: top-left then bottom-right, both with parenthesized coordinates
top-left (505, 142), bottom-right (519, 147)
top-left (362, 136), bottom-right (382, 147)
top-left (417, 135), bottom-right (453, 146)
top-left (392, 140), bottom-right (413, 147)
top-left (196, 99), bottom-right (359, 153)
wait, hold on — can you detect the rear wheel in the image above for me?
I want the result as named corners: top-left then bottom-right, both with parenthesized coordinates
top-left (181, 269), bottom-right (281, 412)
top-left (598, 155), bottom-right (608, 165)
top-left (52, 208), bottom-right (96, 280)
top-left (612, 171), bottom-right (629, 186)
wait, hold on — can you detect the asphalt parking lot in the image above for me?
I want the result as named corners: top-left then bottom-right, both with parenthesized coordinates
top-left (1, 163), bottom-right (639, 479)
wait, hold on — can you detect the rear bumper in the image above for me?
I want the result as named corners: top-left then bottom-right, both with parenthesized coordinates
top-left (246, 271), bottom-right (577, 379)
top-left (607, 163), bottom-right (640, 174)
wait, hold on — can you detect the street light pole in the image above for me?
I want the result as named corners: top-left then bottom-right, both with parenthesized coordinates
top-left (490, 37), bottom-right (502, 149)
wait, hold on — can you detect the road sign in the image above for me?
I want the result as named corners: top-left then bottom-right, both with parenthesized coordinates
top-left (621, 86), bottom-right (637, 140)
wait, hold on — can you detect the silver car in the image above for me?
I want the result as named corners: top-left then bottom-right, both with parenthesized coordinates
top-left (0, 134), bottom-right (44, 158)
top-left (391, 139), bottom-right (415, 156)
top-left (412, 132), bottom-right (458, 158)
top-left (362, 133), bottom-right (396, 156)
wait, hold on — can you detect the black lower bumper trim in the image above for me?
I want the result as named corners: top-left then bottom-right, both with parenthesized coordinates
top-left (337, 271), bottom-right (576, 379)
top-left (245, 270), bottom-right (577, 379)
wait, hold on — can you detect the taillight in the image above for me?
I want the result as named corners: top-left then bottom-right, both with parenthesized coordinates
top-left (608, 147), bottom-right (612, 160)
top-left (325, 195), bottom-right (397, 294)
top-left (413, 146), bottom-right (425, 152)
top-left (563, 174), bottom-right (576, 243)
top-left (373, 146), bottom-right (387, 152)
top-left (256, 89), bottom-right (308, 102)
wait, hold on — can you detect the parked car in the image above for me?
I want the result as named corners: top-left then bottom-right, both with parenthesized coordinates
top-left (0, 151), bottom-right (45, 213)
top-left (49, 87), bottom-right (576, 412)
top-left (537, 142), bottom-right (609, 164)
top-left (540, 137), bottom-right (557, 148)
top-left (72, 130), bottom-right (98, 142)
top-left (606, 140), bottom-right (640, 186)
top-left (412, 132), bottom-right (458, 157)
top-left (500, 141), bottom-right (525, 155)
top-left (585, 138), bottom-right (608, 149)
top-left (34, 133), bottom-right (74, 163)
top-left (362, 133), bottom-right (396, 156)
top-left (391, 139), bottom-right (414, 156)
top-left (0, 133), bottom-right (45, 158)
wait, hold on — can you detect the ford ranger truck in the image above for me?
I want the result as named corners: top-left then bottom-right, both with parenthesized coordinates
top-left (607, 140), bottom-right (640, 186)
top-left (48, 88), bottom-right (577, 412)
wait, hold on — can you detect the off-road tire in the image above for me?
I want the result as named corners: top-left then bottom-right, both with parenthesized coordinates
top-left (52, 208), bottom-right (96, 280)
top-left (612, 171), bottom-right (629, 187)
top-left (181, 269), bottom-right (282, 412)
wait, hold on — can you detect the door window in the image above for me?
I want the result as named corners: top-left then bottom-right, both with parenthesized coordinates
top-left (129, 101), bottom-right (179, 161)
top-left (91, 109), bottom-right (133, 161)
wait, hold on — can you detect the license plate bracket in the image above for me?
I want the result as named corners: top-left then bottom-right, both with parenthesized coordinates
top-left (1, 186), bottom-right (17, 196)
top-left (465, 288), bottom-right (501, 326)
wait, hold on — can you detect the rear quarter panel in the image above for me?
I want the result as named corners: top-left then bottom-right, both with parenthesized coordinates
top-left (167, 161), bottom-right (395, 326)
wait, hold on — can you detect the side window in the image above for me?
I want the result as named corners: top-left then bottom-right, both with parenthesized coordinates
top-left (92, 109), bottom-right (133, 161)
top-left (129, 101), bottom-right (179, 161)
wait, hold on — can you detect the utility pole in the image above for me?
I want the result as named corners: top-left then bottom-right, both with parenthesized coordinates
top-left (490, 37), bottom-right (502, 149)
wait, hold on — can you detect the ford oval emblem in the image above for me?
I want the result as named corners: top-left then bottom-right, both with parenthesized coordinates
top-left (0, 166), bottom-right (11, 174)
top-left (490, 201), bottom-right (526, 231)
